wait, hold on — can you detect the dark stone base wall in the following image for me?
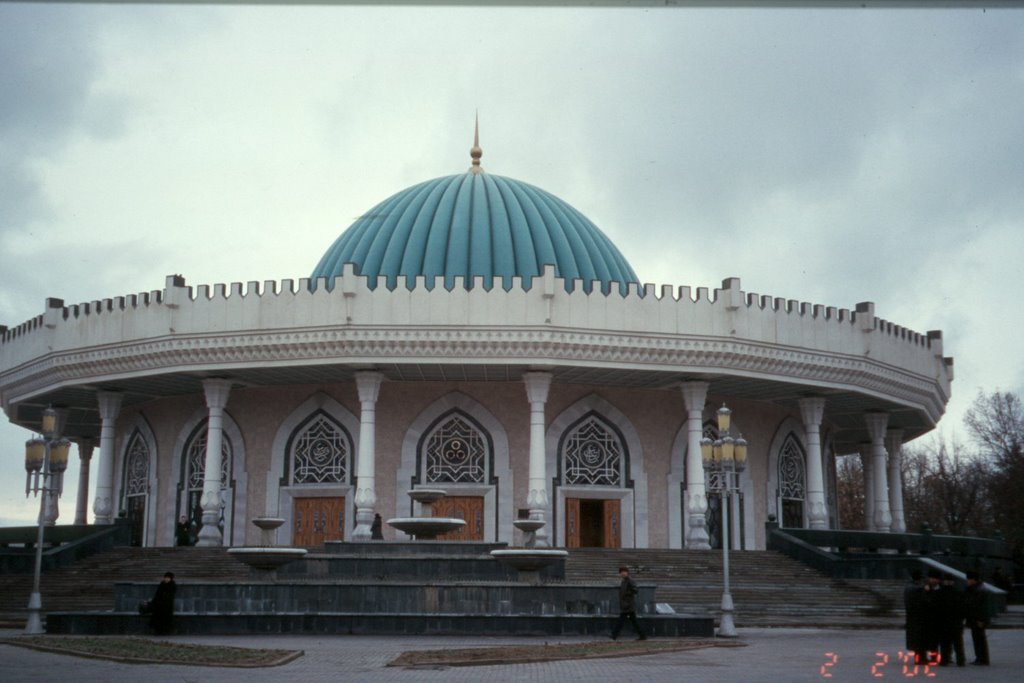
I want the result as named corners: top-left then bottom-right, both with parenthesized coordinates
top-left (114, 582), bottom-right (654, 617)
top-left (278, 554), bottom-right (563, 581)
top-left (47, 611), bottom-right (714, 638)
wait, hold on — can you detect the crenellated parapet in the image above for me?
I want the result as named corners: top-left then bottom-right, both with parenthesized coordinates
top-left (0, 266), bottom-right (953, 427)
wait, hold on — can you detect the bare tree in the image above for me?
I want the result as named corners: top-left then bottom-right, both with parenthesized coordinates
top-left (835, 454), bottom-right (864, 529)
top-left (964, 389), bottom-right (1024, 566)
top-left (895, 435), bottom-right (991, 537)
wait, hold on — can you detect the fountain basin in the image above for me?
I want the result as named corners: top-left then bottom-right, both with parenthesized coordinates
top-left (250, 517), bottom-right (286, 546)
top-left (227, 547), bottom-right (307, 571)
top-left (490, 549), bottom-right (568, 573)
top-left (387, 517), bottom-right (466, 540)
top-left (407, 488), bottom-right (448, 505)
top-left (512, 519), bottom-right (546, 547)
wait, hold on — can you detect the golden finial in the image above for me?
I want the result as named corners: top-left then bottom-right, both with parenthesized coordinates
top-left (469, 111), bottom-right (483, 173)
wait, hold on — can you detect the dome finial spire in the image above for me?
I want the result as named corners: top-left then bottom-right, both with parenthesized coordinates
top-left (469, 110), bottom-right (483, 173)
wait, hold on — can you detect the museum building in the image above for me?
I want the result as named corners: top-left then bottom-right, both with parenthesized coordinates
top-left (0, 138), bottom-right (954, 552)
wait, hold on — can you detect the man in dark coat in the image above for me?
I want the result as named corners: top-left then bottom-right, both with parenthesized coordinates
top-left (175, 516), bottom-right (192, 546)
top-left (963, 570), bottom-right (990, 665)
top-left (936, 573), bottom-right (965, 666)
top-left (610, 566), bottom-right (647, 641)
top-left (921, 569), bottom-right (943, 664)
top-left (150, 571), bottom-right (177, 635)
top-left (903, 570), bottom-right (928, 663)
top-left (371, 513), bottom-right (384, 540)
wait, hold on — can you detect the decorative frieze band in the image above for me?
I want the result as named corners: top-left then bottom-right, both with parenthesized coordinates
top-left (2, 324), bottom-right (948, 422)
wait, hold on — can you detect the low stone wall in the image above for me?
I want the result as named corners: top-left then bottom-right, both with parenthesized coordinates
top-left (46, 611), bottom-right (714, 638)
top-left (113, 581), bottom-right (654, 617)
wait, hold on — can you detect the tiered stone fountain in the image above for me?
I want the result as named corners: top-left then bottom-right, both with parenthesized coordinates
top-left (227, 517), bottom-right (307, 574)
top-left (386, 488), bottom-right (466, 540)
top-left (491, 519), bottom-right (568, 583)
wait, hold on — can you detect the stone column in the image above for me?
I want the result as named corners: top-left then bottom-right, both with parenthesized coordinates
top-left (523, 372), bottom-right (553, 547)
top-left (859, 444), bottom-right (874, 531)
top-left (681, 381), bottom-right (711, 549)
top-left (353, 371), bottom-right (385, 541)
top-left (886, 429), bottom-right (906, 533)
top-left (92, 391), bottom-right (123, 524)
top-left (74, 439), bottom-right (95, 525)
top-left (799, 397), bottom-right (829, 530)
top-left (196, 379), bottom-right (232, 547)
top-left (864, 412), bottom-right (892, 533)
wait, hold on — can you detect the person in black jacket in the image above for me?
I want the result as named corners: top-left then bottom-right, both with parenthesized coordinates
top-left (903, 570), bottom-right (929, 664)
top-left (936, 573), bottom-right (965, 667)
top-left (963, 571), bottom-right (990, 665)
top-left (149, 571), bottom-right (177, 635)
top-left (921, 569), bottom-right (943, 664)
top-left (175, 516), bottom-right (193, 546)
top-left (610, 566), bottom-right (647, 641)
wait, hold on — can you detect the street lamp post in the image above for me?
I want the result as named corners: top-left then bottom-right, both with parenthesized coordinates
top-left (24, 407), bottom-right (70, 634)
top-left (701, 403), bottom-right (747, 638)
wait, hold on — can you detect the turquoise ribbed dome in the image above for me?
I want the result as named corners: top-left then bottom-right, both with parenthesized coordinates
top-left (311, 170), bottom-right (639, 294)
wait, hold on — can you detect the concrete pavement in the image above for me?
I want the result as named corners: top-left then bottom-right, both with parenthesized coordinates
top-left (0, 627), bottom-right (1020, 682)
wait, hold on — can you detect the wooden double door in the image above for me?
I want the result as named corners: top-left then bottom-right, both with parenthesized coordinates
top-left (432, 495), bottom-right (484, 541)
top-left (566, 498), bottom-right (621, 548)
top-left (293, 496), bottom-right (345, 547)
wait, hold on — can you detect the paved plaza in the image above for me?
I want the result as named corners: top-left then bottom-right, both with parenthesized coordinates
top-left (1, 627), bottom-right (1021, 683)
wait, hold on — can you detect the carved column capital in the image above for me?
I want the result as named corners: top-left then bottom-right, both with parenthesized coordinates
top-left (680, 381), bottom-right (709, 413)
top-left (202, 378), bottom-right (233, 412)
top-left (798, 396), bottom-right (826, 428)
top-left (523, 371), bottom-right (552, 405)
top-left (864, 411), bottom-right (889, 442)
top-left (97, 391), bottom-right (123, 421)
top-left (355, 370), bottom-right (385, 404)
top-left (885, 429), bottom-right (904, 458)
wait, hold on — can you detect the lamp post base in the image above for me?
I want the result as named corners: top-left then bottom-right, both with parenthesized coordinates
top-left (25, 591), bottom-right (44, 634)
top-left (718, 590), bottom-right (738, 638)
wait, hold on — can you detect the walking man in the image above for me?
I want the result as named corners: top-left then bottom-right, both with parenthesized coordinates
top-left (610, 566), bottom-right (647, 641)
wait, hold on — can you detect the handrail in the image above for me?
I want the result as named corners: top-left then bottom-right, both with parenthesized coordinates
top-left (0, 521), bottom-right (132, 573)
top-left (772, 526), bottom-right (1012, 559)
top-left (767, 525), bottom-right (1008, 617)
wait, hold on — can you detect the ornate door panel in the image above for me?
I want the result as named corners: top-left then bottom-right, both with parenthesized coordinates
top-left (602, 499), bottom-right (621, 549)
top-left (126, 496), bottom-right (146, 547)
top-left (565, 498), bottom-right (582, 549)
top-left (433, 496), bottom-right (484, 541)
top-left (293, 496), bottom-right (345, 547)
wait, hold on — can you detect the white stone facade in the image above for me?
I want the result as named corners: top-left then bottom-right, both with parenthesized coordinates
top-left (0, 267), bottom-right (953, 549)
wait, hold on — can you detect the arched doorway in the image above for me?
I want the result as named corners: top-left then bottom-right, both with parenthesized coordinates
top-left (397, 392), bottom-right (512, 542)
top-left (266, 393), bottom-right (359, 546)
top-left (778, 432), bottom-right (807, 528)
top-left (547, 398), bottom-right (647, 549)
top-left (120, 429), bottom-right (150, 546)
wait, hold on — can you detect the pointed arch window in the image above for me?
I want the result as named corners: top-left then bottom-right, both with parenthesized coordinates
top-left (778, 433), bottom-right (806, 528)
top-left (423, 412), bottom-right (488, 484)
top-left (124, 430), bottom-right (149, 498)
top-left (561, 414), bottom-right (624, 487)
top-left (121, 429), bottom-right (150, 546)
top-left (289, 412), bottom-right (351, 485)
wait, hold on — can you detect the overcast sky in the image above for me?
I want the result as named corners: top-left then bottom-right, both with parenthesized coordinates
top-left (1, 4), bottom-right (1022, 525)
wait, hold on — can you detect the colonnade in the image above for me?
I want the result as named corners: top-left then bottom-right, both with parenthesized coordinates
top-left (77, 375), bottom-right (907, 545)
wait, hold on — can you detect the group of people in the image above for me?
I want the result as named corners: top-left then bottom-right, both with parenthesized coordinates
top-left (904, 568), bottom-right (990, 667)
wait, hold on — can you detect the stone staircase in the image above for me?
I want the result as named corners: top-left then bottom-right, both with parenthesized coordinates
top-left (565, 548), bottom-right (904, 628)
top-left (1, 545), bottom-right (935, 630)
top-left (0, 547), bottom-right (249, 626)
